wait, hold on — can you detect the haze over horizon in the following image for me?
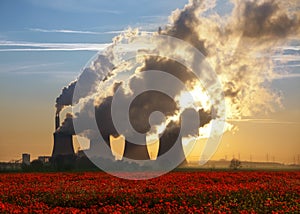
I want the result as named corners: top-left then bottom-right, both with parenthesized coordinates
top-left (0, 0), bottom-right (299, 164)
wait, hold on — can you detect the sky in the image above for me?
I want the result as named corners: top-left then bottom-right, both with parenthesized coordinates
top-left (0, 0), bottom-right (299, 164)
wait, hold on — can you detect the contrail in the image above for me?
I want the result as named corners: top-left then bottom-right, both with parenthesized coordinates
top-left (0, 40), bottom-right (111, 51)
top-left (29, 28), bottom-right (127, 35)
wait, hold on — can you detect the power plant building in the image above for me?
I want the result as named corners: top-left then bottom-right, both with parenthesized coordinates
top-left (52, 114), bottom-right (75, 158)
top-left (22, 153), bottom-right (30, 165)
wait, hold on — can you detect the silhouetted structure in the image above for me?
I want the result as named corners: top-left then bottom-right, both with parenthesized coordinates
top-left (123, 138), bottom-right (150, 160)
top-left (38, 156), bottom-right (51, 164)
top-left (52, 114), bottom-right (75, 158)
top-left (158, 123), bottom-right (187, 166)
top-left (95, 91), bottom-right (191, 163)
top-left (22, 153), bottom-right (30, 165)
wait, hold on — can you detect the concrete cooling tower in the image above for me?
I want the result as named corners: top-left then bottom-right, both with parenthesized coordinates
top-left (52, 114), bottom-right (75, 158)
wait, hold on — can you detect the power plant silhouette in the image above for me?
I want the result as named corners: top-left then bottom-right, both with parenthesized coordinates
top-left (52, 114), bottom-right (75, 158)
top-left (51, 95), bottom-right (212, 165)
top-left (51, 110), bottom-right (187, 165)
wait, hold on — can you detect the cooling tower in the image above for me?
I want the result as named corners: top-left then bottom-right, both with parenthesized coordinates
top-left (52, 133), bottom-right (74, 157)
top-left (52, 114), bottom-right (75, 158)
top-left (123, 139), bottom-right (150, 160)
top-left (158, 126), bottom-right (186, 165)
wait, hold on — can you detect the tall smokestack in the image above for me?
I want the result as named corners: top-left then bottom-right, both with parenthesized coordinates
top-left (55, 114), bottom-right (60, 130)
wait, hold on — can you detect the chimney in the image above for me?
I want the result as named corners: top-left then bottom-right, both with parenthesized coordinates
top-left (55, 114), bottom-right (60, 130)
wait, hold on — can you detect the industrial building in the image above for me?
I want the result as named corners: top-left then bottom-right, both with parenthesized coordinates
top-left (22, 153), bottom-right (30, 165)
top-left (51, 114), bottom-right (75, 158)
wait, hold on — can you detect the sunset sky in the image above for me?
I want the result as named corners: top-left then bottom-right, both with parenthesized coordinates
top-left (0, 0), bottom-right (299, 164)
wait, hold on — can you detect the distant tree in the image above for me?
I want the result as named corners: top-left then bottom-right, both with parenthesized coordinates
top-left (21, 163), bottom-right (30, 171)
top-left (30, 159), bottom-right (44, 171)
top-left (230, 158), bottom-right (241, 170)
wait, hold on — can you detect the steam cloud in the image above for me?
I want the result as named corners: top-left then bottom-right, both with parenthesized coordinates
top-left (55, 54), bottom-right (114, 114)
top-left (55, 113), bottom-right (74, 135)
top-left (55, 0), bottom-right (299, 158)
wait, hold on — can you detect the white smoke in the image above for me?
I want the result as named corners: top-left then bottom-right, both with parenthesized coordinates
top-left (56, 0), bottom-right (299, 142)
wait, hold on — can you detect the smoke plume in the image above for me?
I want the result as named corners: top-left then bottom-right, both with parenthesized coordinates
top-left (55, 113), bottom-right (75, 135)
top-left (55, 54), bottom-right (114, 114)
top-left (56, 0), bottom-right (299, 157)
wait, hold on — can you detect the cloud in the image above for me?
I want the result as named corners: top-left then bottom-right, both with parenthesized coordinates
top-left (272, 73), bottom-right (300, 79)
top-left (59, 0), bottom-right (300, 129)
top-left (0, 62), bottom-right (77, 77)
top-left (272, 55), bottom-right (300, 62)
top-left (29, 0), bottom-right (122, 14)
top-left (275, 64), bottom-right (300, 68)
top-left (228, 118), bottom-right (300, 125)
top-left (0, 40), bottom-right (110, 52)
top-left (6, 70), bottom-right (76, 76)
top-left (29, 28), bottom-right (126, 35)
top-left (279, 46), bottom-right (300, 51)
top-left (6, 62), bottom-right (64, 73)
top-left (54, 0), bottom-right (300, 162)
top-left (55, 54), bottom-right (114, 114)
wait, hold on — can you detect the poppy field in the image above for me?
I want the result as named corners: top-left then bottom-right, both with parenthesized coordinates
top-left (0, 171), bottom-right (299, 213)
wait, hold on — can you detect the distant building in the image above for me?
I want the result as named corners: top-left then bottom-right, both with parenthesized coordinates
top-left (38, 156), bottom-right (51, 164)
top-left (22, 153), bottom-right (30, 165)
